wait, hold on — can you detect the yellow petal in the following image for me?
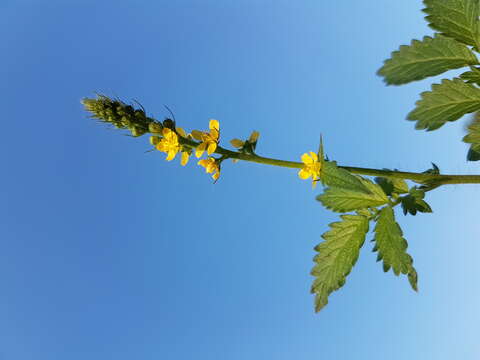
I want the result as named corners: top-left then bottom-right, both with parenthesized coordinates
top-left (249, 131), bottom-right (259, 143)
top-left (209, 119), bottom-right (219, 132)
top-left (230, 139), bottom-right (244, 148)
top-left (162, 128), bottom-right (172, 137)
top-left (298, 168), bottom-right (311, 180)
top-left (301, 153), bottom-right (313, 165)
top-left (166, 131), bottom-right (178, 142)
top-left (198, 159), bottom-right (209, 168)
top-left (181, 152), bottom-right (190, 166)
top-left (166, 149), bottom-right (177, 161)
top-left (176, 127), bottom-right (187, 138)
top-left (191, 130), bottom-right (204, 141)
top-left (309, 152), bottom-right (318, 162)
top-left (207, 142), bottom-right (217, 155)
top-left (212, 171), bottom-right (220, 181)
top-left (156, 142), bottom-right (166, 152)
top-left (209, 128), bottom-right (219, 141)
top-left (196, 142), bottom-right (207, 158)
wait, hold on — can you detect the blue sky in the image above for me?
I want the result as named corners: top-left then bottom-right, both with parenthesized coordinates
top-left (2, 1), bottom-right (480, 359)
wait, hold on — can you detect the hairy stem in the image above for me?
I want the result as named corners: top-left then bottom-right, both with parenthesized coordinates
top-left (179, 137), bottom-right (480, 187)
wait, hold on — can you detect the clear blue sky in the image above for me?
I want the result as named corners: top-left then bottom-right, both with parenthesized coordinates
top-left (2, 1), bottom-right (479, 359)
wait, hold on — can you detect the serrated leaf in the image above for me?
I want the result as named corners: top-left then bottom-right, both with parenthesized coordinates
top-left (311, 215), bottom-right (369, 312)
top-left (375, 177), bottom-right (394, 196)
top-left (408, 78), bottom-right (480, 131)
top-left (375, 176), bottom-right (409, 195)
top-left (317, 178), bottom-right (388, 213)
top-left (391, 178), bottom-right (409, 194)
top-left (460, 66), bottom-right (480, 84)
top-left (423, 0), bottom-right (480, 48)
top-left (416, 199), bottom-right (433, 213)
top-left (463, 111), bottom-right (480, 160)
top-left (401, 195), bottom-right (418, 215)
top-left (373, 206), bottom-right (418, 291)
top-left (321, 161), bottom-right (370, 194)
top-left (467, 147), bottom-right (480, 160)
top-left (378, 34), bottom-right (478, 85)
top-left (400, 188), bottom-right (433, 215)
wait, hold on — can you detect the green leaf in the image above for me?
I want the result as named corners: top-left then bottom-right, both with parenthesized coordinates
top-left (317, 178), bottom-right (388, 212)
top-left (321, 161), bottom-right (370, 194)
top-left (422, 162), bottom-right (440, 174)
top-left (423, 0), bottom-right (480, 48)
top-left (460, 66), bottom-right (480, 84)
top-left (467, 147), bottom-right (480, 160)
top-left (408, 78), bottom-right (480, 131)
top-left (375, 176), bottom-right (409, 195)
top-left (400, 187), bottom-right (433, 215)
top-left (372, 207), bottom-right (418, 291)
top-left (391, 178), bottom-right (409, 194)
top-left (463, 111), bottom-right (480, 160)
top-left (311, 214), bottom-right (369, 312)
top-left (378, 34), bottom-right (478, 85)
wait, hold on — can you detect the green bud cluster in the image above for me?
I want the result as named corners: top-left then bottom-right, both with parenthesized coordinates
top-left (82, 95), bottom-right (162, 137)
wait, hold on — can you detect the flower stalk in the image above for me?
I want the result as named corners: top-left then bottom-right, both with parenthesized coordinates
top-left (82, 95), bottom-right (480, 189)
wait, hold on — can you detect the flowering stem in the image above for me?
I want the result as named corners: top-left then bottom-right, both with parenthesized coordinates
top-left (179, 137), bottom-right (480, 187)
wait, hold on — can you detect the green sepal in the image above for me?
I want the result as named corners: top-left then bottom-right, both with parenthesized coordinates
top-left (311, 214), bottom-right (370, 312)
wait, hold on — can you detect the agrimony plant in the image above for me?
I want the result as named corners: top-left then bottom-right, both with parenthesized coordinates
top-left (84, 0), bottom-right (480, 312)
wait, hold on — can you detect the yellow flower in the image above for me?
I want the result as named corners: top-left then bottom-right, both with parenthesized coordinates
top-left (230, 130), bottom-right (260, 149)
top-left (191, 119), bottom-right (220, 158)
top-left (198, 157), bottom-right (220, 181)
top-left (298, 152), bottom-right (322, 188)
top-left (156, 128), bottom-right (181, 161)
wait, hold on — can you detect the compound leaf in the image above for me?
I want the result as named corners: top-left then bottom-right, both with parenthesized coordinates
top-left (373, 206), bottom-right (418, 291)
top-left (378, 34), bottom-right (478, 85)
top-left (423, 0), bottom-right (480, 48)
top-left (311, 214), bottom-right (369, 312)
top-left (408, 78), bottom-right (480, 131)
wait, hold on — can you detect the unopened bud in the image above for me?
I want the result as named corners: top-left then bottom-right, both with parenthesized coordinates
top-left (149, 122), bottom-right (163, 133)
top-left (150, 136), bottom-right (161, 146)
top-left (131, 126), bottom-right (146, 137)
top-left (163, 118), bottom-right (175, 130)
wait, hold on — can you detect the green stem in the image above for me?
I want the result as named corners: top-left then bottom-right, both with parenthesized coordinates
top-left (179, 137), bottom-right (480, 187)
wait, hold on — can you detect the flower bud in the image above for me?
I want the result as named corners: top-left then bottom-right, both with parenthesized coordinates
top-left (131, 126), bottom-right (146, 137)
top-left (149, 122), bottom-right (163, 133)
top-left (150, 136), bottom-right (161, 146)
top-left (163, 118), bottom-right (175, 130)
